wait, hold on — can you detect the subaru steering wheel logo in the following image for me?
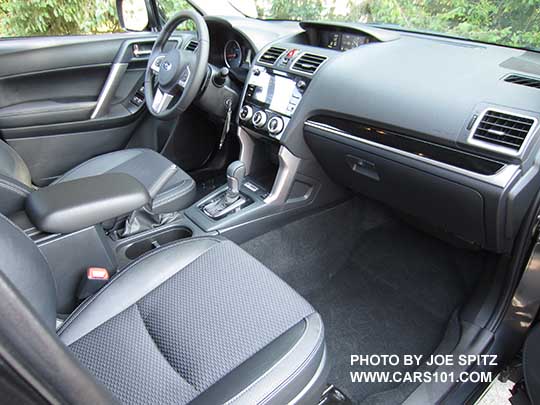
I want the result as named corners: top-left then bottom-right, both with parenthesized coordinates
top-left (162, 61), bottom-right (172, 71)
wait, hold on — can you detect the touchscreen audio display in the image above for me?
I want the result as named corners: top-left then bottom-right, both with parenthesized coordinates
top-left (250, 70), bottom-right (298, 116)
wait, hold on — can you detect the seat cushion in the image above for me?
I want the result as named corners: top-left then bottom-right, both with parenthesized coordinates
top-left (53, 148), bottom-right (196, 213)
top-left (58, 238), bottom-right (327, 405)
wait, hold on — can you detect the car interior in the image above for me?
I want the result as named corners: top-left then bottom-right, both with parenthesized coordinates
top-left (1, 3), bottom-right (540, 405)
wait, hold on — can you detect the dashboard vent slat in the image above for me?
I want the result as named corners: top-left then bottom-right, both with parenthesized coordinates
top-left (471, 110), bottom-right (536, 152)
top-left (259, 46), bottom-right (286, 65)
top-left (292, 52), bottom-right (327, 74)
top-left (504, 74), bottom-right (540, 89)
top-left (185, 40), bottom-right (198, 51)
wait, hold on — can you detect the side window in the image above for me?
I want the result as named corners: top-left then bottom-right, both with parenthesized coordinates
top-left (158, 0), bottom-right (197, 30)
top-left (0, 0), bottom-right (122, 38)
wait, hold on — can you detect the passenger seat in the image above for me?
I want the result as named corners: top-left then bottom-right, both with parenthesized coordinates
top-left (0, 214), bottom-right (328, 404)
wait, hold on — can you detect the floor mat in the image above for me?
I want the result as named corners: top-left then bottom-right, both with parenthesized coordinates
top-left (241, 197), bottom-right (485, 403)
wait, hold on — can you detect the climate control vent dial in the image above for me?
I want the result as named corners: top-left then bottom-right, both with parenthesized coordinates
top-left (252, 110), bottom-right (268, 128)
top-left (267, 116), bottom-right (284, 135)
top-left (239, 105), bottom-right (253, 121)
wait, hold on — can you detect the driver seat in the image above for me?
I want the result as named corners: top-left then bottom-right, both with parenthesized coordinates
top-left (0, 140), bottom-right (197, 215)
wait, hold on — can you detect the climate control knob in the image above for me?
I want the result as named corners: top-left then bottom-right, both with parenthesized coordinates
top-left (252, 110), bottom-right (267, 128)
top-left (267, 116), bottom-right (285, 135)
top-left (239, 105), bottom-right (253, 121)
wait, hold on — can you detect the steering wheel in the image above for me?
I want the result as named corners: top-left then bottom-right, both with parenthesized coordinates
top-left (144, 10), bottom-right (209, 120)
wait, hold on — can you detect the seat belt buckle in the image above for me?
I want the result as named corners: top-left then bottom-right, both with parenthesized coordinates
top-left (77, 267), bottom-right (110, 300)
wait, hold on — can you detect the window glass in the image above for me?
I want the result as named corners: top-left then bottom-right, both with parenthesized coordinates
top-left (0, 0), bottom-right (122, 37)
top-left (158, 0), bottom-right (197, 30)
top-left (229, 0), bottom-right (540, 52)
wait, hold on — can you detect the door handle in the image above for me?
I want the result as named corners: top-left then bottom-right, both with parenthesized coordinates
top-left (133, 44), bottom-right (151, 58)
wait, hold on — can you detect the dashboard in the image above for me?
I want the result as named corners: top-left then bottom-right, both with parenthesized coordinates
top-left (201, 16), bottom-right (540, 254)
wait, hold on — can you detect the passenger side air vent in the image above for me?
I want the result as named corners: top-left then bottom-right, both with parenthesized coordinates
top-left (471, 110), bottom-right (536, 152)
top-left (292, 53), bottom-right (327, 74)
top-left (258, 46), bottom-right (286, 65)
top-left (504, 74), bottom-right (540, 90)
top-left (185, 40), bottom-right (198, 51)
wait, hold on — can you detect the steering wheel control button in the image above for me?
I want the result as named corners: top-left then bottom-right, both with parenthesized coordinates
top-left (268, 116), bottom-right (285, 135)
top-left (252, 110), bottom-right (267, 128)
top-left (240, 105), bottom-right (253, 121)
top-left (178, 65), bottom-right (191, 87)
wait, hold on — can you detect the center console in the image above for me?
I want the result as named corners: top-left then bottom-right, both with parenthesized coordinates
top-left (184, 46), bottom-right (347, 241)
top-left (239, 66), bottom-right (309, 140)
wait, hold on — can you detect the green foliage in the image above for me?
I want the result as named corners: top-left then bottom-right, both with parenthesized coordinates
top-left (255, 0), bottom-right (540, 50)
top-left (267, 0), bottom-right (324, 21)
top-left (1, 0), bottom-right (539, 51)
top-left (0, 0), bottom-right (121, 36)
top-left (158, 0), bottom-right (196, 30)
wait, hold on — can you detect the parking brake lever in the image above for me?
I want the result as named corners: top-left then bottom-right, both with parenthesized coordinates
top-left (121, 165), bottom-right (180, 237)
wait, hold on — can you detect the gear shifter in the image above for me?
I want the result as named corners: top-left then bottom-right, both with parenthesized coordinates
top-left (225, 160), bottom-right (246, 203)
top-left (202, 160), bottom-right (248, 219)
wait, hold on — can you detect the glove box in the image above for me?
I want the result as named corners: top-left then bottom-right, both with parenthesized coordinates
top-left (305, 127), bottom-right (488, 248)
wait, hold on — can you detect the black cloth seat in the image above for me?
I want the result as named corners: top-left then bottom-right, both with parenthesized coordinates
top-left (0, 215), bottom-right (328, 404)
top-left (0, 141), bottom-right (196, 215)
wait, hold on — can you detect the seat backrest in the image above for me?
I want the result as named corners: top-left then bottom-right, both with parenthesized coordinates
top-left (0, 140), bottom-right (32, 185)
top-left (0, 140), bottom-right (33, 215)
top-left (0, 214), bottom-right (56, 330)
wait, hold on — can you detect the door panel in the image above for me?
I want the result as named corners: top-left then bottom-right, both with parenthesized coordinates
top-left (9, 123), bottom-right (139, 186)
top-left (0, 33), bottom-right (167, 184)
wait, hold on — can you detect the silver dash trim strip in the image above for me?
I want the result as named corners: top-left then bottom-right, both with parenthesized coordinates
top-left (305, 120), bottom-right (520, 189)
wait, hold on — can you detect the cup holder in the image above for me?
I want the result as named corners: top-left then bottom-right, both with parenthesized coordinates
top-left (124, 227), bottom-right (193, 260)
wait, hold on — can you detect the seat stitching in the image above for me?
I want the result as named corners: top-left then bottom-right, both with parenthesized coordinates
top-left (224, 319), bottom-right (324, 405)
top-left (58, 237), bottom-right (223, 334)
top-left (0, 180), bottom-right (31, 196)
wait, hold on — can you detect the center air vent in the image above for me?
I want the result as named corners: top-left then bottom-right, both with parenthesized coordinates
top-left (470, 109), bottom-right (536, 153)
top-left (504, 74), bottom-right (540, 90)
top-left (185, 40), bottom-right (198, 51)
top-left (259, 46), bottom-right (286, 65)
top-left (292, 53), bottom-right (327, 74)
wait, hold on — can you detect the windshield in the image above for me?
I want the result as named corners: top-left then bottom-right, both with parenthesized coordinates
top-left (227, 0), bottom-right (540, 52)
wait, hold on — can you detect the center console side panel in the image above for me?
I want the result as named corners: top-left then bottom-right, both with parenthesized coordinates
top-left (38, 226), bottom-right (117, 314)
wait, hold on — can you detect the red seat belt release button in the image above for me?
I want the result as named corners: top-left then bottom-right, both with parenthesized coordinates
top-left (77, 267), bottom-right (110, 300)
top-left (87, 267), bottom-right (109, 280)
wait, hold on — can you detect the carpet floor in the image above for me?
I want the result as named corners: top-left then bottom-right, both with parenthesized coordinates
top-left (241, 197), bottom-right (486, 403)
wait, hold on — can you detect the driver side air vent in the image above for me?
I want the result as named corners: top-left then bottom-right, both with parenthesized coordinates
top-left (292, 53), bottom-right (327, 74)
top-left (471, 110), bottom-right (536, 152)
top-left (185, 40), bottom-right (198, 51)
top-left (259, 46), bottom-right (286, 65)
top-left (504, 74), bottom-right (540, 90)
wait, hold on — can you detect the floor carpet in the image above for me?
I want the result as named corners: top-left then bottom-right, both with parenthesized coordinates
top-left (241, 197), bottom-right (485, 403)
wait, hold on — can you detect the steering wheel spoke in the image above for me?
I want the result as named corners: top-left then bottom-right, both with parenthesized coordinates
top-left (152, 89), bottom-right (174, 114)
top-left (144, 9), bottom-right (208, 119)
top-left (150, 55), bottom-right (166, 75)
top-left (178, 65), bottom-right (191, 88)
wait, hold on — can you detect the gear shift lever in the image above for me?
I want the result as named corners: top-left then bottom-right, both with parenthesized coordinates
top-left (202, 160), bottom-right (248, 219)
top-left (225, 160), bottom-right (246, 203)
